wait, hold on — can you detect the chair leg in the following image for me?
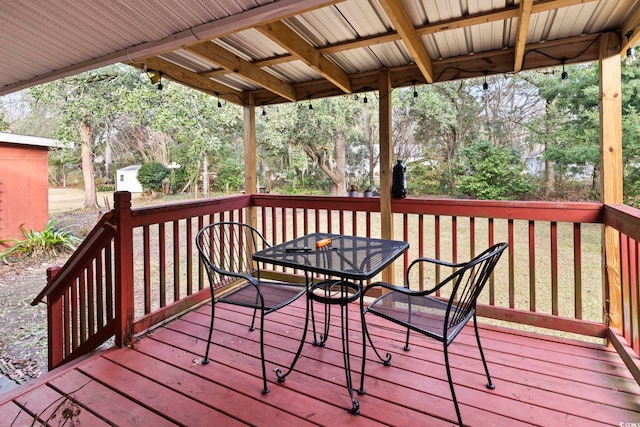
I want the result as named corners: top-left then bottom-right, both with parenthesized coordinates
top-left (258, 309), bottom-right (270, 394)
top-left (361, 313), bottom-right (392, 366)
top-left (443, 344), bottom-right (463, 426)
top-left (404, 328), bottom-right (411, 351)
top-left (202, 301), bottom-right (215, 365)
top-left (473, 314), bottom-right (495, 390)
top-left (249, 308), bottom-right (257, 331)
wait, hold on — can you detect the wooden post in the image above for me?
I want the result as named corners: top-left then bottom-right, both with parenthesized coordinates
top-left (113, 191), bottom-right (135, 347)
top-left (600, 32), bottom-right (623, 331)
top-left (244, 94), bottom-right (257, 228)
top-left (379, 70), bottom-right (395, 283)
top-left (46, 266), bottom-right (64, 369)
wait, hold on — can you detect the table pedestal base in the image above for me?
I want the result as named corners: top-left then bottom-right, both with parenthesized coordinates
top-left (276, 279), bottom-right (363, 415)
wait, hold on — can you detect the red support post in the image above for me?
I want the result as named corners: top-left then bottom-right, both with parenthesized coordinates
top-left (113, 191), bottom-right (135, 347)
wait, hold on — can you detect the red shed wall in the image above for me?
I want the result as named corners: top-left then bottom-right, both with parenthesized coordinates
top-left (0, 143), bottom-right (49, 247)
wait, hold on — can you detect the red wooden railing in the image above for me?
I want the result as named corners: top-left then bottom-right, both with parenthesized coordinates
top-left (603, 204), bottom-right (640, 383)
top-left (32, 192), bottom-right (640, 381)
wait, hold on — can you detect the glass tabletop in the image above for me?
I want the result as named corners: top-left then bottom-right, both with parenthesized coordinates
top-left (253, 233), bottom-right (409, 281)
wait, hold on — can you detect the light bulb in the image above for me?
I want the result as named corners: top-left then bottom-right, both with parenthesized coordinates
top-left (627, 48), bottom-right (636, 66)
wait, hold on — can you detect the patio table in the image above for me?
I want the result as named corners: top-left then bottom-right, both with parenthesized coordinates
top-left (253, 232), bottom-right (409, 414)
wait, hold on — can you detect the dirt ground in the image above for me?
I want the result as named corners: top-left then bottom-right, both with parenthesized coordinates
top-left (0, 188), bottom-right (147, 394)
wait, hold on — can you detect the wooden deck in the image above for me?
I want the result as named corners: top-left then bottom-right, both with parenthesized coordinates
top-left (1, 298), bottom-right (639, 426)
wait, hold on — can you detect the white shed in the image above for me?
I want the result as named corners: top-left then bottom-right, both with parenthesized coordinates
top-left (116, 165), bottom-right (143, 193)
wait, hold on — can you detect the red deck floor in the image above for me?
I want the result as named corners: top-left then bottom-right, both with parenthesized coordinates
top-left (1, 298), bottom-right (639, 426)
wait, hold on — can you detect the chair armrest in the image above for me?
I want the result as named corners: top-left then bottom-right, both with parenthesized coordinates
top-left (407, 256), bottom-right (465, 270)
top-left (362, 281), bottom-right (412, 296)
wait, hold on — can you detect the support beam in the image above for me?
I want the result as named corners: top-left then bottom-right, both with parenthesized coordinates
top-left (244, 94), bottom-right (258, 227)
top-left (513, 0), bottom-right (533, 72)
top-left (138, 57), bottom-right (245, 105)
top-left (379, 70), bottom-right (395, 283)
top-left (599, 32), bottom-right (623, 331)
top-left (187, 42), bottom-right (297, 101)
top-left (378, 0), bottom-right (434, 83)
top-left (257, 21), bottom-right (352, 93)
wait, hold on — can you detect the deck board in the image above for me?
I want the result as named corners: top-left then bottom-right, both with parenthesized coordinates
top-left (1, 297), bottom-right (639, 426)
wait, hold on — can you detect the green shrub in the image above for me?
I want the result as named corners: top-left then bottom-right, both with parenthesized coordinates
top-left (456, 140), bottom-right (535, 200)
top-left (137, 162), bottom-right (170, 195)
top-left (0, 221), bottom-right (82, 263)
top-left (96, 184), bottom-right (115, 192)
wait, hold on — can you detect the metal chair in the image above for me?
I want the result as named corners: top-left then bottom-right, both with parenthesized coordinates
top-left (195, 222), bottom-right (306, 394)
top-left (360, 242), bottom-right (508, 426)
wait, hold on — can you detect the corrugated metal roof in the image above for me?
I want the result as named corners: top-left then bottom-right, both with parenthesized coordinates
top-left (1, 0), bottom-right (639, 105)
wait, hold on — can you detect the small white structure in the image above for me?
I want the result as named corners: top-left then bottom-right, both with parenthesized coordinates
top-left (116, 165), bottom-right (143, 193)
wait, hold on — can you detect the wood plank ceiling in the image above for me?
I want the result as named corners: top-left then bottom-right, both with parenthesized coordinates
top-left (2, 0), bottom-right (640, 106)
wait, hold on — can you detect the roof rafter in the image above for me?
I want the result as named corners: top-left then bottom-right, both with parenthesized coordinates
top-left (186, 42), bottom-right (297, 102)
top-left (514, 0), bottom-right (534, 72)
top-left (249, 33), bottom-right (602, 106)
top-left (252, 0), bottom-right (597, 66)
top-left (378, 0), bottom-right (434, 84)
top-left (256, 20), bottom-right (352, 93)
top-left (184, 0), bottom-right (603, 94)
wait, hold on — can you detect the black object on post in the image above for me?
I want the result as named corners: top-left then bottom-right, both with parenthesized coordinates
top-left (391, 159), bottom-right (407, 198)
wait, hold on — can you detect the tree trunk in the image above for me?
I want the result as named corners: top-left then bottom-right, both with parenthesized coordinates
top-left (333, 132), bottom-right (347, 196)
top-left (81, 122), bottom-right (99, 209)
top-left (203, 156), bottom-right (209, 196)
top-left (301, 132), bottom-right (347, 196)
top-left (545, 157), bottom-right (556, 194)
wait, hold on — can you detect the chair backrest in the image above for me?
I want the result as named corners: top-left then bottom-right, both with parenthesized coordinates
top-left (412, 242), bottom-right (508, 338)
top-left (195, 222), bottom-right (270, 291)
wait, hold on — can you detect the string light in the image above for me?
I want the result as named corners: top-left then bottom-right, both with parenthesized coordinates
top-left (626, 31), bottom-right (635, 66)
top-left (147, 70), bottom-right (163, 91)
top-left (363, 92), bottom-right (368, 104)
top-left (412, 81), bottom-right (418, 99)
top-left (482, 71), bottom-right (489, 91)
top-left (262, 104), bottom-right (267, 116)
top-left (561, 59), bottom-right (568, 85)
top-left (216, 92), bottom-right (222, 108)
top-left (308, 95), bottom-right (313, 110)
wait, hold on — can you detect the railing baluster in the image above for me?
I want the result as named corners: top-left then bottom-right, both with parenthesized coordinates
top-left (470, 217), bottom-right (475, 259)
top-left (574, 223), bottom-right (582, 319)
top-left (173, 220), bottom-right (180, 302)
top-left (87, 262), bottom-right (95, 336)
top-left (551, 221), bottom-right (558, 315)
top-left (96, 251), bottom-right (104, 328)
top-left (63, 287), bottom-right (71, 357)
top-left (508, 219), bottom-right (515, 309)
top-left (435, 215), bottom-right (441, 296)
top-left (452, 216), bottom-right (458, 264)
top-left (143, 225), bottom-right (151, 314)
top-left (79, 273), bottom-right (87, 343)
top-left (488, 217), bottom-right (495, 306)
top-left (629, 240), bottom-right (640, 355)
top-left (71, 281), bottom-right (79, 350)
top-left (159, 222), bottom-right (166, 308)
top-left (622, 234), bottom-right (632, 344)
top-left (186, 217), bottom-right (193, 296)
top-left (528, 220), bottom-right (536, 312)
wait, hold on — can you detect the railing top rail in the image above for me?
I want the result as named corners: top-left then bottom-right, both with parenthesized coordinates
top-left (131, 194), bottom-right (252, 227)
top-left (251, 194), bottom-right (604, 223)
top-left (31, 211), bottom-right (116, 306)
top-left (604, 203), bottom-right (640, 241)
